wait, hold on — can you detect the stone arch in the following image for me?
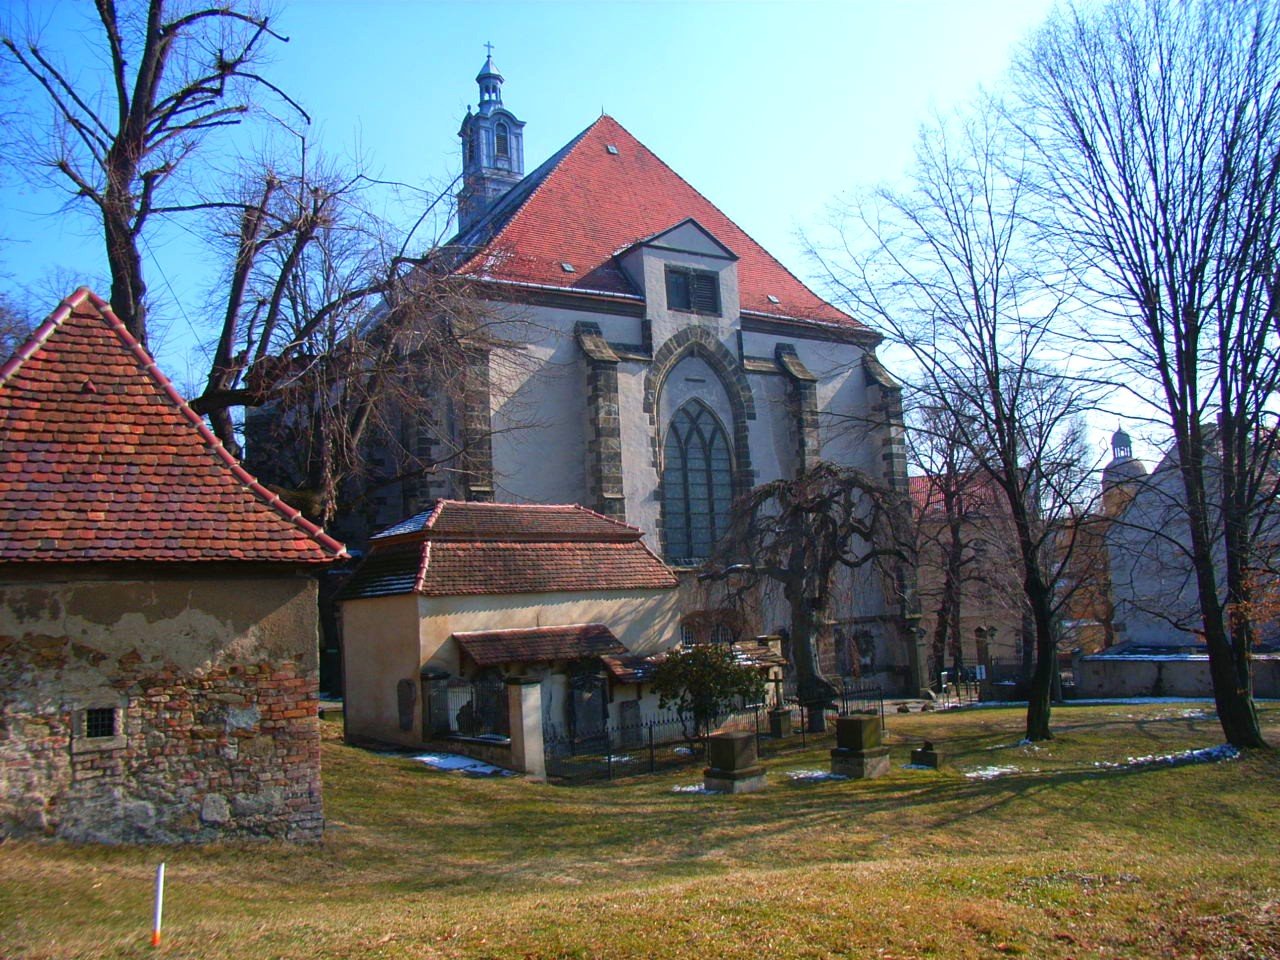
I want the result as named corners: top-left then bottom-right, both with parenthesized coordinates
top-left (644, 326), bottom-right (755, 496)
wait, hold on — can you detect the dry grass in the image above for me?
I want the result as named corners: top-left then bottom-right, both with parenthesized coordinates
top-left (1, 701), bottom-right (1277, 959)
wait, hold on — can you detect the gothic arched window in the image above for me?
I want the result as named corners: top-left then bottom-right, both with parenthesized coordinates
top-left (495, 121), bottom-right (510, 158)
top-left (663, 400), bottom-right (734, 564)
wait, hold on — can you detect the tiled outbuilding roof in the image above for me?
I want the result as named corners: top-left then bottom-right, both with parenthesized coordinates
top-left (0, 289), bottom-right (347, 564)
top-left (340, 500), bottom-right (676, 599)
top-left (448, 115), bottom-right (865, 332)
top-left (372, 500), bottom-right (642, 543)
top-left (453, 623), bottom-right (625, 667)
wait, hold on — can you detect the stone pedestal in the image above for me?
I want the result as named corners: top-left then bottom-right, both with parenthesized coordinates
top-left (505, 677), bottom-right (545, 781)
top-left (704, 731), bottom-right (767, 794)
top-left (910, 740), bottom-right (941, 769)
top-left (830, 714), bottom-right (890, 779)
top-left (768, 707), bottom-right (792, 739)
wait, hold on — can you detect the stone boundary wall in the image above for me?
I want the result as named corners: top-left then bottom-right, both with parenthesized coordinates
top-left (0, 639), bottom-right (322, 843)
top-left (1075, 654), bottom-right (1280, 700)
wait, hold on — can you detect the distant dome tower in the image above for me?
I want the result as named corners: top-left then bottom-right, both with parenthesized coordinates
top-left (457, 45), bottom-right (525, 233)
top-left (1101, 426), bottom-right (1147, 516)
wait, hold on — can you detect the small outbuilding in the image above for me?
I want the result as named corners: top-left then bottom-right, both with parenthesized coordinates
top-left (0, 289), bottom-right (346, 843)
top-left (337, 500), bottom-right (679, 754)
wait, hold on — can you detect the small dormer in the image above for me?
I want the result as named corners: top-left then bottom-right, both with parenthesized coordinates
top-left (457, 48), bottom-right (526, 233)
top-left (616, 219), bottom-right (740, 345)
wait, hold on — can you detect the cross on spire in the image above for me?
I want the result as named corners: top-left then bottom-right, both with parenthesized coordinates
top-left (484, 41), bottom-right (494, 57)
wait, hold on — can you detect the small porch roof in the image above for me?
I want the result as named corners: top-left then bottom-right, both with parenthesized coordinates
top-left (452, 623), bottom-right (626, 667)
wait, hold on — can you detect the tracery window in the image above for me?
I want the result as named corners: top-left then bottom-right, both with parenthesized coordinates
top-left (663, 400), bottom-right (733, 564)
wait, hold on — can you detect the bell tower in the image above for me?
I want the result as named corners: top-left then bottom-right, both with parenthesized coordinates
top-left (457, 45), bottom-right (526, 233)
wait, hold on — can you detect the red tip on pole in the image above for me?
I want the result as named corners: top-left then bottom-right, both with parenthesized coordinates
top-left (151, 931), bottom-right (161, 948)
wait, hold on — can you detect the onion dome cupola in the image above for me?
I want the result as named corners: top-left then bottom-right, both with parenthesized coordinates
top-left (457, 44), bottom-right (526, 233)
top-left (1101, 424), bottom-right (1147, 515)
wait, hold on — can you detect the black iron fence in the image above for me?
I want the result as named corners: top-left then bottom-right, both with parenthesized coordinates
top-left (542, 686), bottom-right (884, 782)
top-left (424, 676), bottom-right (510, 739)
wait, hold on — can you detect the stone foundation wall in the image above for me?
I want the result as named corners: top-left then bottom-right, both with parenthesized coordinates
top-left (0, 573), bottom-right (323, 843)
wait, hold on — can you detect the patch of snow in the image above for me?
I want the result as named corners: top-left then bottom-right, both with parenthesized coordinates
top-left (673, 746), bottom-right (695, 757)
top-left (1092, 744), bottom-right (1239, 770)
top-left (605, 754), bottom-right (636, 764)
top-left (901, 763), bottom-right (936, 771)
top-left (965, 765), bottom-right (1020, 780)
top-left (410, 753), bottom-right (515, 777)
top-left (785, 769), bottom-right (848, 783)
top-left (672, 783), bottom-right (720, 794)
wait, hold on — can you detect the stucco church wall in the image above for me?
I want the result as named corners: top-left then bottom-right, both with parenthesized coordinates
top-left (745, 372), bottom-right (798, 484)
top-left (0, 572), bottom-right (322, 843)
top-left (487, 307), bottom-right (588, 505)
top-left (618, 358), bottom-right (662, 542)
top-left (339, 594), bottom-right (424, 748)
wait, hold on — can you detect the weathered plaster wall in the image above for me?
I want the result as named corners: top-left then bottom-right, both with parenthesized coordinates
top-left (338, 594), bottom-right (424, 748)
top-left (0, 572), bottom-right (322, 843)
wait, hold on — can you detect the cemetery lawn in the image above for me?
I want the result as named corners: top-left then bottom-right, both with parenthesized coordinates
top-left (2, 702), bottom-right (1278, 959)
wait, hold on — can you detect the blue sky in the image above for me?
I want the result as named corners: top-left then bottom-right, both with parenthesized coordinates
top-left (1, 0), bottom-right (1055, 392)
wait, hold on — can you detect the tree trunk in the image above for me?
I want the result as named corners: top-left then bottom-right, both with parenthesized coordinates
top-left (102, 206), bottom-right (147, 345)
top-left (1176, 428), bottom-right (1267, 749)
top-left (786, 586), bottom-right (837, 733)
top-left (1024, 583), bottom-right (1056, 742)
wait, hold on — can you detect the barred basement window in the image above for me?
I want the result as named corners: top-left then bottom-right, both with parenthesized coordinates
top-left (665, 266), bottom-right (720, 315)
top-left (85, 707), bottom-right (116, 738)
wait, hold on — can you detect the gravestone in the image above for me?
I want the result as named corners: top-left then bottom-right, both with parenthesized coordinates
top-left (768, 707), bottom-right (792, 739)
top-left (830, 713), bottom-right (890, 779)
top-left (704, 731), bottom-right (767, 794)
top-left (910, 739), bottom-right (941, 769)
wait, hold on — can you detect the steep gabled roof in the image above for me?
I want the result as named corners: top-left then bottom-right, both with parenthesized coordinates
top-left (340, 500), bottom-right (676, 599)
top-left (0, 289), bottom-right (346, 564)
top-left (448, 115), bottom-right (864, 330)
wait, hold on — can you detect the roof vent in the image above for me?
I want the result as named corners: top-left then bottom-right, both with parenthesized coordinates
top-left (560, 262), bottom-right (576, 273)
top-left (606, 144), bottom-right (619, 155)
top-left (767, 295), bottom-right (781, 304)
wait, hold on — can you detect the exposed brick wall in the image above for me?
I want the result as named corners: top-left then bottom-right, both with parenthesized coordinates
top-left (0, 580), bottom-right (323, 844)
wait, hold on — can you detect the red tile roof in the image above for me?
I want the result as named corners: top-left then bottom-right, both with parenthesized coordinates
top-left (453, 623), bottom-right (625, 667)
top-left (451, 115), bottom-right (865, 331)
top-left (908, 472), bottom-right (1005, 517)
top-left (375, 499), bottom-right (646, 543)
top-left (340, 500), bottom-right (676, 599)
top-left (0, 289), bottom-right (347, 564)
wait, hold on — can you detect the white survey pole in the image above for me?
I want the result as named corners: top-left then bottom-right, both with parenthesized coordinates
top-left (151, 862), bottom-right (165, 948)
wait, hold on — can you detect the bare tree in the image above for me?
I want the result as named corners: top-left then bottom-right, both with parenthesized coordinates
top-left (908, 399), bottom-right (1025, 689)
top-left (820, 110), bottom-right (1099, 740)
top-left (2, 0), bottom-right (305, 344)
top-left (1013, 0), bottom-right (1280, 748)
top-left (708, 461), bottom-right (914, 732)
top-left (0, 292), bottom-right (34, 360)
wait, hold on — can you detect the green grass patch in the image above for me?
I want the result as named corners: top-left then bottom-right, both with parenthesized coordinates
top-left (1, 702), bottom-right (1277, 958)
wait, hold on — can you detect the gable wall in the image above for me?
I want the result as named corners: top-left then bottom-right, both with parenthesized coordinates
top-left (0, 571), bottom-right (322, 843)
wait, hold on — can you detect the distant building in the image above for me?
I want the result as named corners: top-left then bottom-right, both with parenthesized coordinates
top-left (0, 289), bottom-right (345, 842)
top-left (908, 472), bottom-right (1024, 684)
top-left (1076, 427), bottom-right (1280, 697)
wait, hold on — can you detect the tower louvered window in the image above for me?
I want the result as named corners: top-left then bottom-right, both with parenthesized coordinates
top-left (663, 400), bottom-right (734, 564)
top-left (495, 121), bottom-right (510, 158)
top-left (665, 267), bottom-right (720, 315)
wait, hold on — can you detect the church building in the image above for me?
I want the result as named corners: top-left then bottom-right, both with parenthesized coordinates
top-left (335, 54), bottom-right (925, 705)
